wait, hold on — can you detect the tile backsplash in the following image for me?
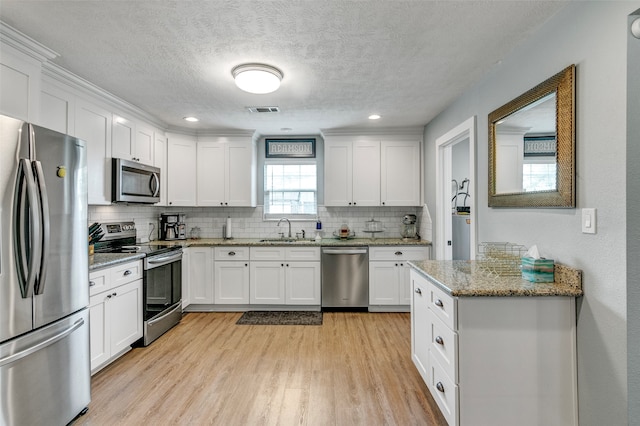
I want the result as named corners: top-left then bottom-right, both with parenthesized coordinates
top-left (89, 205), bottom-right (431, 242)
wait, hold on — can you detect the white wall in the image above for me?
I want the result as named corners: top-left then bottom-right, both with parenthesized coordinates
top-left (423, 3), bottom-right (632, 425)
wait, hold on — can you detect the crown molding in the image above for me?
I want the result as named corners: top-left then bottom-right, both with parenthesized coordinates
top-left (0, 21), bottom-right (58, 62)
top-left (320, 126), bottom-right (424, 138)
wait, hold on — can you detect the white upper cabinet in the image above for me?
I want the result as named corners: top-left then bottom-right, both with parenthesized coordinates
top-left (153, 130), bottom-right (168, 206)
top-left (325, 134), bottom-right (421, 207)
top-left (196, 141), bottom-right (225, 206)
top-left (324, 140), bottom-right (353, 206)
top-left (39, 78), bottom-right (75, 134)
top-left (381, 140), bottom-right (422, 206)
top-left (111, 114), bottom-right (155, 165)
top-left (324, 138), bottom-right (380, 206)
top-left (167, 134), bottom-right (197, 206)
top-left (75, 99), bottom-right (112, 205)
top-left (134, 123), bottom-right (155, 165)
top-left (196, 136), bottom-right (256, 207)
top-left (0, 42), bottom-right (43, 121)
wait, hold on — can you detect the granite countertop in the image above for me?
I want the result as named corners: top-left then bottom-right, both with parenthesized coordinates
top-left (89, 238), bottom-right (431, 270)
top-left (89, 253), bottom-right (145, 271)
top-left (150, 237), bottom-right (431, 247)
top-left (409, 260), bottom-right (583, 297)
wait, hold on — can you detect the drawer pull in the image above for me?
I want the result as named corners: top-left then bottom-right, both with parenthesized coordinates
top-left (434, 299), bottom-right (444, 308)
top-left (435, 336), bottom-right (444, 345)
top-left (89, 281), bottom-right (96, 287)
top-left (436, 382), bottom-right (445, 393)
top-left (228, 251), bottom-right (236, 256)
top-left (415, 288), bottom-right (422, 295)
top-left (395, 251), bottom-right (403, 256)
top-left (123, 270), bottom-right (132, 276)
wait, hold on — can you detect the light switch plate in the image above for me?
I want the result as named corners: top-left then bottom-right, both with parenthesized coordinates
top-left (582, 208), bottom-right (597, 234)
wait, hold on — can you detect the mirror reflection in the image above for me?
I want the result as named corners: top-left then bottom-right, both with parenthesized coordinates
top-left (494, 92), bottom-right (556, 194)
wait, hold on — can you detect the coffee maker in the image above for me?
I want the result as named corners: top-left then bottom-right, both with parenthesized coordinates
top-left (160, 213), bottom-right (187, 240)
top-left (400, 214), bottom-right (418, 240)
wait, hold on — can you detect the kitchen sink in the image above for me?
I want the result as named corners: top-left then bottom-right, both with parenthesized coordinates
top-left (258, 238), bottom-right (314, 243)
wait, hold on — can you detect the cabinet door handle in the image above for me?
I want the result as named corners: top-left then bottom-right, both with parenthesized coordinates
top-left (112, 292), bottom-right (117, 297)
top-left (436, 382), bottom-right (445, 393)
top-left (435, 336), bottom-right (444, 345)
top-left (228, 251), bottom-right (236, 256)
top-left (414, 288), bottom-right (422, 295)
top-left (123, 270), bottom-right (132, 276)
top-left (89, 281), bottom-right (96, 287)
top-left (434, 299), bottom-right (444, 308)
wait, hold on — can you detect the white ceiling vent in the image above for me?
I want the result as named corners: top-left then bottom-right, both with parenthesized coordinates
top-left (247, 106), bottom-right (280, 113)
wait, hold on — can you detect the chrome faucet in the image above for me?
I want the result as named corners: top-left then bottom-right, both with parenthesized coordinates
top-left (277, 217), bottom-right (292, 238)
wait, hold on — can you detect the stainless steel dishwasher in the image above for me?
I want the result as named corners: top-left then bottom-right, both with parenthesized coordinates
top-left (321, 247), bottom-right (369, 310)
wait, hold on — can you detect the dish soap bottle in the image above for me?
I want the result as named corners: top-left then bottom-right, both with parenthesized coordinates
top-left (315, 219), bottom-right (322, 242)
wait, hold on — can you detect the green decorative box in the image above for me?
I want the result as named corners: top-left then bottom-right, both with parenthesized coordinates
top-left (521, 257), bottom-right (555, 282)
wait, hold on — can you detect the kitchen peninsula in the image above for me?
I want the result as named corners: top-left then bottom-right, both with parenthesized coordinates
top-left (409, 260), bottom-right (582, 426)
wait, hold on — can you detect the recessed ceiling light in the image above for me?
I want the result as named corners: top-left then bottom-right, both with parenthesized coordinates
top-left (183, 116), bottom-right (199, 122)
top-left (232, 63), bottom-right (283, 94)
top-left (369, 114), bottom-right (381, 120)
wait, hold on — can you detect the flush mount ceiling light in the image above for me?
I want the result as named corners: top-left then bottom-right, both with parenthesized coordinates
top-left (232, 63), bottom-right (283, 94)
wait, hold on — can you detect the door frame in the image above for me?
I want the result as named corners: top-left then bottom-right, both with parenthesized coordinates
top-left (435, 116), bottom-right (477, 260)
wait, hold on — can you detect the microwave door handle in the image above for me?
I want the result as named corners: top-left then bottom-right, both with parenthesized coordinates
top-left (150, 172), bottom-right (160, 197)
top-left (33, 160), bottom-right (50, 295)
top-left (13, 159), bottom-right (42, 298)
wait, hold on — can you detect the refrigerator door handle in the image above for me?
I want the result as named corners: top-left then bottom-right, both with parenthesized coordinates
top-left (13, 158), bottom-right (42, 298)
top-left (33, 160), bottom-right (50, 295)
top-left (0, 318), bottom-right (84, 367)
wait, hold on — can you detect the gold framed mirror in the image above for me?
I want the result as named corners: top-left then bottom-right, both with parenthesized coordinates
top-left (488, 65), bottom-right (575, 208)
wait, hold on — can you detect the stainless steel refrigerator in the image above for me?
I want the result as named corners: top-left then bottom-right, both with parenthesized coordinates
top-left (0, 115), bottom-right (90, 425)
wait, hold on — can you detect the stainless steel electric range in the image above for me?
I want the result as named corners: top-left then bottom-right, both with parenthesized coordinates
top-left (94, 221), bottom-right (182, 346)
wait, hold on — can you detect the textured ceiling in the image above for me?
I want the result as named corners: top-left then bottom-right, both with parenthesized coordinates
top-left (0, 1), bottom-right (568, 136)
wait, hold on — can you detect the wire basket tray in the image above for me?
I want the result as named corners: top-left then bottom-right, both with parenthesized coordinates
top-left (477, 242), bottom-right (528, 276)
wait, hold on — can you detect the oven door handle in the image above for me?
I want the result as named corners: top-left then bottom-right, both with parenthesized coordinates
top-left (146, 251), bottom-right (182, 269)
top-left (147, 302), bottom-right (182, 327)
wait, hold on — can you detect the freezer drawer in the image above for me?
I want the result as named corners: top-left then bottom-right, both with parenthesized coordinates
top-left (0, 309), bottom-right (91, 425)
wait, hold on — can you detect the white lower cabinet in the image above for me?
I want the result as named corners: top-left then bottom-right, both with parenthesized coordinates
top-left (89, 260), bottom-right (143, 374)
top-left (369, 246), bottom-right (429, 309)
top-left (188, 247), bottom-right (214, 304)
top-left (214, 247), bottom-right (250, 304)
top-left (410, 269), bottom-right (578, 426)
top-left (250, 247), bottom-right (321, 306)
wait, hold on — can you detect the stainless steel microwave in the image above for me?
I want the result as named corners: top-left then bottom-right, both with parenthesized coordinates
top-left (112, 158), bottom-right (160, 204)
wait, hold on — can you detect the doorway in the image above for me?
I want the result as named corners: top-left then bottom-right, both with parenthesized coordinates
top-left (435, 117), bottom-right (476, 260)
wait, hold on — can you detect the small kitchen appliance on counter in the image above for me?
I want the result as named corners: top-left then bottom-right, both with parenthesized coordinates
top-left (400, 214), bottom-right (419, 240)
top-left (160, 213), bottom-right (186, 240)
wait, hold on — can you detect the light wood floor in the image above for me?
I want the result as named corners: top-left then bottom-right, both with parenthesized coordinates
top-left (75, 312), bottom-right (447, 425)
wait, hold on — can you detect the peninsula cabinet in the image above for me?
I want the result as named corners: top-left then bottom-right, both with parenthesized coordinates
top-left (89, 260), bottom-right (143, 374)
top-left (196, 137), bottom-right (257, 207)
top-left (410, 267), bottom-right (578, 426)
